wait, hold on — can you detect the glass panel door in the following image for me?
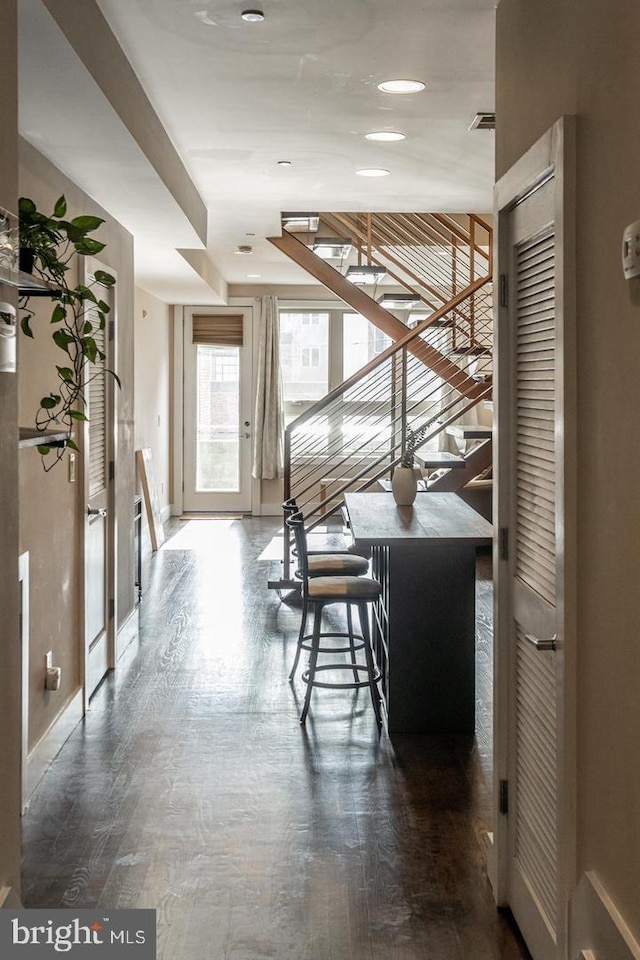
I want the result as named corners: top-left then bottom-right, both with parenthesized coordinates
top-left (183, 309), bottom-right (252, 512)
top-left (196, 345), bottom-right (241, 492)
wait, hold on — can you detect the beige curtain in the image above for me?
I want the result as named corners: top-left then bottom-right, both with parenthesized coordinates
top-left (252, 296), bottom-right (284, 479)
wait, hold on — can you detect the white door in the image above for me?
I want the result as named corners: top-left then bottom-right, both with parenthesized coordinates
top-left (183, 307), bottom-right (253, 512)
top-left (495, 119), bottom-right (576, 960)
top-left (83, 259), bottom-right (115, 700)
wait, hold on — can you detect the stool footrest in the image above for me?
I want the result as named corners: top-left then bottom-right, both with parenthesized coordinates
top-left (300, 630), bottom-right (365, 656)
top-left (302, 662), bottom-right (381, 691)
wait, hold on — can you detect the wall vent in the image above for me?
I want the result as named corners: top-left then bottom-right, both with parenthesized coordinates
top-left (469, 112), bottom-right (496, 131)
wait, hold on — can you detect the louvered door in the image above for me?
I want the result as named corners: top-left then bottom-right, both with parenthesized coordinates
top-left (495, 117), bottom-right (576, 960)
top-left (506, 177), bottom-right (560, 959)
top-left (84, 263), bottom-right (114, 699)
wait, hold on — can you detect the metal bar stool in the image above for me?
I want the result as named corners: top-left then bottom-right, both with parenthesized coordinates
top-left (287, 511), bottom-right (383, 726)
top-left (282, 497), bottom-right (369, 574)
top-left (282, 500), bottom-right (369, 682)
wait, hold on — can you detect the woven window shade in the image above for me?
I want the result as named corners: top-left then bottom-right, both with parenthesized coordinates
top-left (192, 314), bottom-right (243, 346)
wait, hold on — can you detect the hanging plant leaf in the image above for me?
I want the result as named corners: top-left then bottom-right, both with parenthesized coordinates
top-left (83, 337), bottom-right (98, 363)
top-left (56, 366), bottom-right (74, 382)
top-left (53, 196), bottom-right (67, 218)
top-left (19, 197), bottom-right (37, 215)
top-left (74, 238), bottom-right (106, 255)
top-left (94, 270), bottom-right (116, 286)
top-left (68, 409), bottom-right (88, 422)
top-left (21, 315), bottom-right (34, 338)
top-left (36, 445), bottom-right (51, 455)
top-left (70, 215), bottom-right (105, 232)
top-left (51, 304), bottom-right (66, 324)
top-left (40, 396), bottom-right (59, 410)
top-left (53, 329), bottom-right (74, 349)
top-left (75, 285), bottom-right (98, 303)
top-left (65, 438), bottom-right (80, 453)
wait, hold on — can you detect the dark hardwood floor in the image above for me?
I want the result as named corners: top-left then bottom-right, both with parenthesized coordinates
top-left (21, 517), bottom-right (529, 960)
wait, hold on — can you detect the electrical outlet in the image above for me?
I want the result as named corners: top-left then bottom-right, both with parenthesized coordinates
top-left (44, 651), bottom-right (61, 691)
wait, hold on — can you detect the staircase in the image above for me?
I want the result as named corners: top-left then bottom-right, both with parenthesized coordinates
top-left (268, 212), bottom-right (493, 584)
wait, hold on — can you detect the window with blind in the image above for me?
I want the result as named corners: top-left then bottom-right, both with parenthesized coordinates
top-left (192, 314), bottom-right (243, 346)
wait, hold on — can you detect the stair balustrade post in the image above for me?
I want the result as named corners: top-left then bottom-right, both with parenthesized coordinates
top-left (283, 428), bottom-right (291, 580)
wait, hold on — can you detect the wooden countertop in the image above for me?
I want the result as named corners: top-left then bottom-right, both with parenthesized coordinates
top-left (345, 492), bottom-right (493, 545)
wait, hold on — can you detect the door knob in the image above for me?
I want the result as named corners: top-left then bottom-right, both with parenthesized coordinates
top-left (524, 632), bottom-right (557, 651)
top-left (87, 507), bottom-right (107, 518)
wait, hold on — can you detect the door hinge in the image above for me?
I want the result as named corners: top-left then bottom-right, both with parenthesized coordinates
top-left (499, 779), bottom-right (509, 815)
top-left (499, 526), bottom-right (509, 561)
top-left (109, 319), bottom-right (115, 342)
top-left (108, 597), bottom-right (115, 621)
top-left (499, 273), bottom-right (509, 308)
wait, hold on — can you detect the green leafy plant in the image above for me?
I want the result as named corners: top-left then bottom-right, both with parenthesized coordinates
top-left (400, 428), bottom-right (417, 468)
top-left (18, 195), bottom-right (118, 470)
top-left (400, 425), bottom-right (429, 468)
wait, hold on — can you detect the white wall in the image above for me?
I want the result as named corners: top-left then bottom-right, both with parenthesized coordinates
top-left (497, 0), bottom-right (640, 946)
top-left (0, 0), bottom-right (22, 907)
top-left (134, 287), bottom-right (172, 548)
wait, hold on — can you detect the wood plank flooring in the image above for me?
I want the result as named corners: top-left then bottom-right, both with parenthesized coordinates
top-left (21, 517), bottom-right (529, 960)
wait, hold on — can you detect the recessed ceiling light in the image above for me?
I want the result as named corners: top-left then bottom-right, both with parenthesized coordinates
top-left (235, 245), bottom-right (253, 255)
top-left (378, 79), bottom-right (425, 94)
top-left (277, 160), bottom-right (292, 167)
top-left (241, 9), bottom-right (265, 22)
top-left (356, 168), bottom-right (390, 177)
top-left (365, 131), bottom-right (406, 142)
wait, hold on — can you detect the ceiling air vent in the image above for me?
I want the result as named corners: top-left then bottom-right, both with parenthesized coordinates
top-left (469, 112), bottom-right (496, 131)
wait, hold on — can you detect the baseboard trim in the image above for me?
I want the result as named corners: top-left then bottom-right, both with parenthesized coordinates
top-left (25, 688), bottom-right (83, 808)
top-left (0, 886), bottom-right (20, 908)
top-left (116, 605), bottom-right (139, 661)
top-left (570, 872), bottom-right (640, 960)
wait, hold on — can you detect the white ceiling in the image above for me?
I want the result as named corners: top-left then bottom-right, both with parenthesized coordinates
top-left (18, 0), bottom-right (496, 302)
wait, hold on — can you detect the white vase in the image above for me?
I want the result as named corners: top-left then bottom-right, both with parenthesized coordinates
top-left (391, 466), bottom-right (419, 505)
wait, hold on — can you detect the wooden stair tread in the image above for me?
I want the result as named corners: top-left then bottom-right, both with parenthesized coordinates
top-left (446, 425), bottom-right (492, 440)
top-left (417, 451), bottom-right (466, 468)
top-left (452, 346), bottom-right (492, 356)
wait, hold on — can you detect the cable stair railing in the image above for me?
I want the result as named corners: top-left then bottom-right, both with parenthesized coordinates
top-left (273, 280), bottom-right (493, 586)
top-left (320, 211), bottom-right (492, 318)
top-left (268, 210), bottom-right (493, 588)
